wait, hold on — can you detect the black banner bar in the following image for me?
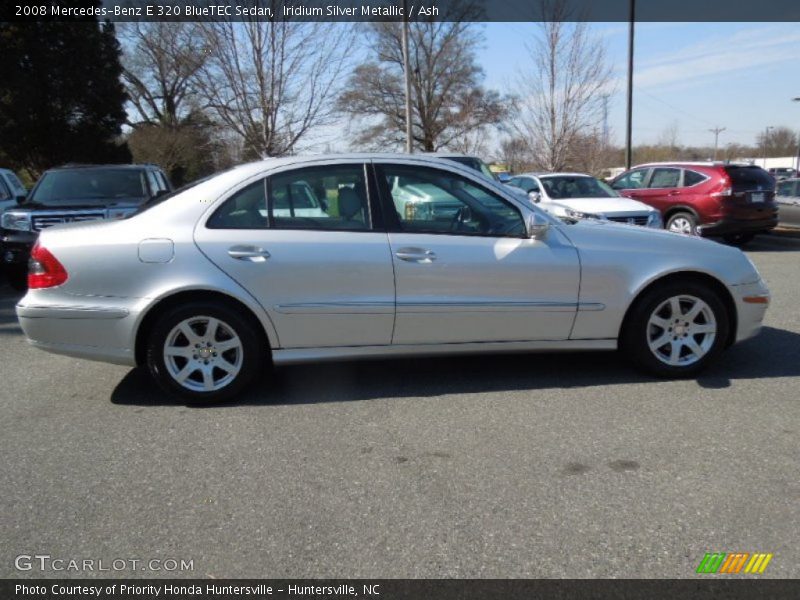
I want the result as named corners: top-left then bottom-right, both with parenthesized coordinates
top-left (3, 579), bottom-right (800, 600)
top-left (2, 0), bottom-right (800, 23)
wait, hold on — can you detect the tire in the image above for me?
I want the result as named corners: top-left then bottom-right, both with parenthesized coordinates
top-left (621, 280), bottom-right (730, 378)
top-left (722, 232), bottom-right (755, 246)
top-left (145, 301), bottom-right (267, 402)
top-left (666, 211), bottom-right (698, 236)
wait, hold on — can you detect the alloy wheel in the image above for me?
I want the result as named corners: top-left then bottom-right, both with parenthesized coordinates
top-left (163, 316), bottom-right (243, 392)
top-left (646, 295), bottom-right (717, 367)
top-left (668, 217), bottom-right (694, 235)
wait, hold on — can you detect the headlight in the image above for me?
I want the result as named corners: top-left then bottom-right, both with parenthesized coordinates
top-left (564, 208), bottom-right (603, 220)
top-left (107, 207), bottom-right (137, 220)
top-left (1, 211), bottom-right (32, 232)
top-left (647, 211), bottom-right (663, 228)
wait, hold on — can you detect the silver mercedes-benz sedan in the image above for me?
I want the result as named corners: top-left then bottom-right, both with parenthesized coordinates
top-left (17, 154), bottom-right (770, 402)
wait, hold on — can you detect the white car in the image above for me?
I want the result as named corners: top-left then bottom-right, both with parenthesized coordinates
top-left (507, 172), bottom-right (662, 228)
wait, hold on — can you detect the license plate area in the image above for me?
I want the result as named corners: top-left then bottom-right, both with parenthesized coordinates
top-left (749, 192), bottom-right (765, 203)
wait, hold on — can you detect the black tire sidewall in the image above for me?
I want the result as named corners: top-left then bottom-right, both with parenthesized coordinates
top-left (145, 301), bottom-right (265, 403)
top-left (622, 281), bottom-right (729, 378)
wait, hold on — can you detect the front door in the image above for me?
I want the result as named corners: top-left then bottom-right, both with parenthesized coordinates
top-left (194, 161), bottom-right (395, 349)
top-left (373, 161), bottom-right (580, 345)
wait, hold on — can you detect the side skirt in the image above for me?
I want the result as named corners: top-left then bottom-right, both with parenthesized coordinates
top-left (272, 339), bottom-right (617, 365)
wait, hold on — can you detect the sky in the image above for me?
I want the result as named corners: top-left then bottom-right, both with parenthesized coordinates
top-left (479, 21), bottom-right (800, 149)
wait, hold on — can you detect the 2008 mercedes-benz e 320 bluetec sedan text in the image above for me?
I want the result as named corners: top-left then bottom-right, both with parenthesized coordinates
top-left (17, 155), bottom-right (770, 402)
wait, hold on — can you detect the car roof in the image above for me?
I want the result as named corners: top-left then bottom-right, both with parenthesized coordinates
top-left (422, 152), bottom-right (480, 159)
top-left (515, 172), bottom-right (595, 178)
top-left (631, 161), bottom-right (758, 169)
top-left (234, 153), bottom-right (495, 171)
top-left (49, 163), bottom-right (163, 171)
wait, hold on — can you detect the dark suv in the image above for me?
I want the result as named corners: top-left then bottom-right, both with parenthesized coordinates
top-left (611, 162), bottom-right (777, 245)
top-left (1, 164), bottom-right (171, 289)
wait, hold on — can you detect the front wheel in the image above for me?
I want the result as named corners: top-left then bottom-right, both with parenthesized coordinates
top-left (621, 281), bottom-right (730, 378)
top-left (146, 302), bottom-right (266, 402)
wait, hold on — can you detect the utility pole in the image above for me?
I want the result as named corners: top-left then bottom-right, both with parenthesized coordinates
top-left (624, 0), bottom-right (635, 169)
top-left (762, 125), bottom-right (774, 168)
top-left (708, 126), bottom-right (726, 160)
top-left (601, 94), bottom-right (610, 147)
top-left (401, 5), bottom-right (413, 154)
top-left (793, 98), bottom-right (800, 172)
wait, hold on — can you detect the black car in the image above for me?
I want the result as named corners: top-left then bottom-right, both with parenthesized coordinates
top-left (1, 164), bottom-right (171, 289)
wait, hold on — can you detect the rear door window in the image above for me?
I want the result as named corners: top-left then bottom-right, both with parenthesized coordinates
top-left (648, 168), bottom-right (681, 189)
top-left (724, 166), bottom-right (775, 192)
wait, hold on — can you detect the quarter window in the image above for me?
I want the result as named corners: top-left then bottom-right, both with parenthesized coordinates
top-left (683, 170), bottom-right (707, 187)
top-left (207, 180), bottom-right (268, 229)
top-left (648, 168), bottom-right (681, 189)
top-left (269, 165), bottom-right (370, 231)
top-left (378, 165), bottom-right (525, 237)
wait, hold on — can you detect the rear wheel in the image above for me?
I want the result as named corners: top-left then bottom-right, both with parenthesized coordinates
top-left (666, 211), bottom-right (698, 236)
top-left (146, 301), bottom-right (266, 402)
top-left (621, 281), bottom-right (729, 378)
top-left (722, 232), bottom-right (755, 246)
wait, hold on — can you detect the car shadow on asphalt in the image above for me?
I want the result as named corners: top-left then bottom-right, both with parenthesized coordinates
top-left (0, 284), bottom-right (24, 335)
top-left (110, 326), bottom-right (800, 408)
top-left (745, 231), bottom-right (800, 252)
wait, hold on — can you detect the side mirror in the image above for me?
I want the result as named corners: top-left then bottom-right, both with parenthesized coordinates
top-left (15, 194), bottom-right (26, 204)
top-left (528, 190), bottom-right (541, 203)
top-left (526, 211), bottom-right (550, 240)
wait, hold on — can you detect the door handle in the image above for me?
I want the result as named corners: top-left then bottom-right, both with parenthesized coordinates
top-left (228, 245), bottom-right (271, 262)
top-left (395, 248), bottom-right (436, 263)
top-left (668, 191), bottom-right (681, 196)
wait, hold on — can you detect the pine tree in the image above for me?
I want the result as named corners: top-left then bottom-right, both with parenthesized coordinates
top-left (0, 5), bottom-right (130, 177)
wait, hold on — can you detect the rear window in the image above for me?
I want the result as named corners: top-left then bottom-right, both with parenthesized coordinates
top-left (724, 166), bottom-right (775, 192)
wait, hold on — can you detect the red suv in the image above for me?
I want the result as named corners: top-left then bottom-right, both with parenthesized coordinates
top-left (611, 162), bottom-right (777, 245)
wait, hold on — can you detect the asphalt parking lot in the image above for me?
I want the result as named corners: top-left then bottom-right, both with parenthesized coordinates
top-left (1, 232), bottom-right (799, 579)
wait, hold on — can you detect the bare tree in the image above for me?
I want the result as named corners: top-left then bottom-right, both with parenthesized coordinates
top-left (339, 11), bottom-right (508, 152)
top-left (757, 126), bottom-right (799, 157)
top-left (657, 121), bottom-right (680, 152)
top-left (195, 20), bottom-right (355, 158)
top-left (499, 137), bottom-right (532, 173)
top-left (120, 22), bottom-right (208, 127)
top-left (512, 0), bottom-right (612, 171)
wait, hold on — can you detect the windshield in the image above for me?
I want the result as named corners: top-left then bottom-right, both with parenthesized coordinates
top-left (444, 156), bottom-right (498, 181)
top-left (29, 169), bottom-right (147, 204)
top-left (540, 176), bottom-right (617, 199)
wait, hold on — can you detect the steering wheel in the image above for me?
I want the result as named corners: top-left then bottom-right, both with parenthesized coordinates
top-left (450, 206), bottom-right (471, 232)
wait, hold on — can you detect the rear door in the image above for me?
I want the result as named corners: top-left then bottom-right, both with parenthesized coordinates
top-left (194, 161), bottom-right (395, 349)
top-left (636, 167), bottom-right (683, 213)
top-left (374, 160), bottom-right (580, 345)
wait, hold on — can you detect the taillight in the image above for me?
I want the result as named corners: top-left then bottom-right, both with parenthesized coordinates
top-left (28, 242), bottom-right (68, 289)
top-left (711, 177), bottom-right (732, 198)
